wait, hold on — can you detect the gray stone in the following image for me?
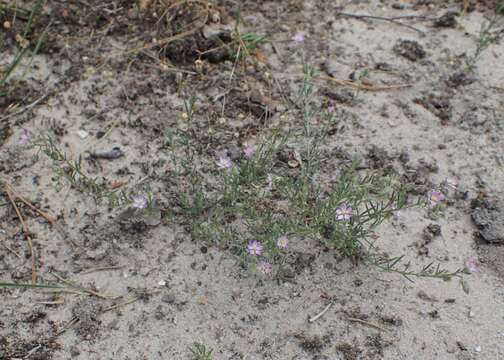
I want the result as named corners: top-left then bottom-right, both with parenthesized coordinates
top-left (471, 198), bottom-right (504, 244)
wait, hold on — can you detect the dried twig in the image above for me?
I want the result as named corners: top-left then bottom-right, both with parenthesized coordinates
top-left (346, 317), bottom-right (389, 332)
top-left (318, 75), bottom-right (412, 91)
top-left (35, 298), bottom-right (65, 306)
top-left (5, 183), bottom-right (55, 225)
top-left (5, 187), bottom-right (36, 283)
top-left (54, 317), bottom-right (79, 337)
top-left (51, 272), bottom-right (114, 299)
top-left (101, 297), bottom-right (140, 313)
top-left (4, 183), bottom-right (79, 247)
top-left (0, 238), bottom-right (22, 258)
top-left (336, 11), bottom-right (425, 35)
top-left (79, 265), bottom-right (125, 275)
top-left (308, 301), bottom-right (333, 323)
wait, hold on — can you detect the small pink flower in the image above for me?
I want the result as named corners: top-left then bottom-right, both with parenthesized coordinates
top-left (327, 105), bottom-right (335, 114)
top-left (216, 155), bottom-right (232, 170)
top-left (257, 261), bottom-right (272, 274)
top-left (132, 194), bottom-right (148, 209)
top-left (445, 176), bottom-right (459, 191)
top-left (276, 235), bottom-right (289, 249)
top-left (427, 190), bottom-right (445, 208)
top-left (292, 32), bottom-right (305, 43)
top-left (16, 128), bottom-right (32, 145)
top-left (243, 144), bottom-right (257, 158)
top-left (336, 202), bottom-right (353, 221)
top-left (464, 257), bottom-right (480, 273)
top-left (246, 240), bottom-right (263, 256)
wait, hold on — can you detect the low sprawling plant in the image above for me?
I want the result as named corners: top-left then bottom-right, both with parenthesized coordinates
top-left (163, 66), bottom-right (464, 282)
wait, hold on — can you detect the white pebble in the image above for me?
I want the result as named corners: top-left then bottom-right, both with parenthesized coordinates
top-left (77, 130), bottom-right (89, 139)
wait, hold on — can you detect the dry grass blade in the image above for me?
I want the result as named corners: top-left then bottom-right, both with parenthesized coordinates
top-left (54, 317), bottom-right (79, 337)
top-left (4, 187), bottom-right (37, 283)
top-left (346, 317), bottom-right (389, 332)
top-left (5, 183), bottom-right (56, 225)
top-left (0, 238), bottom-right (22, 258)
top-left (101, 296), bottom-right (140, 313)
top-left (3, 182), bottom-right (79, 247)
top-left (79, 265), bottom-right (125, 275)
top-left (318, 75), bottom-right (412, 91)
top-left (51, 272), bottom-right (114, 299)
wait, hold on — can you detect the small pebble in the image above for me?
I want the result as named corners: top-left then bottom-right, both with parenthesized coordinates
top-left (77, 130), bottom-right (89, 139)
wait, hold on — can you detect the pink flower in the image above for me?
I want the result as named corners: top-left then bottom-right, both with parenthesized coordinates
top-left (445, 176), bottom-right (459, 191)
top-left (292, 32), bottom-right (305, 43)
top-left (216, 155), bottom-right (232, 170)
top-left (427, 190), bottom-right (445, 208)
top-left (132, 194), bottom-right (148, 209)
top-left (276, 235), bottom-right (289, 249)
top-left (327, 105), bottom-right (335, 114)
top-left (257, 261), bottom-right (272, 274)
top-left (246, 240), bottom-right (263, 256)
top-left (336, 202), bottom-right (353, 221)
top-left (243, 144), bottom-right (257, 158)
top-left (464, 257), bottom-right (480, 273)
top-left (16, 128), bottom-right (32, 145)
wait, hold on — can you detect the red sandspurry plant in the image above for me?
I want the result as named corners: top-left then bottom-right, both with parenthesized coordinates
top-left (163, 116), bottom-right (464, 281)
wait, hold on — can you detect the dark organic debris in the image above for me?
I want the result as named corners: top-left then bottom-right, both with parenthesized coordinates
top-left (323, 87), bottom-right (354, 104)
top-left (336, 341), bottom-right (363, 360)
top-left (366, 145), bottom-right (391, 170)
top-left (294, 332), bottom-right (327, 353)
top-left (72, 299), bottom-right (102, 340)
top-left (393, 40), bottom-right (426, 61)
top-left (423, 223), bottom-right (441, 242)
top-left (434, 12), bottom-right (458, 28)
top-left (0, 120), bottom-right (12, 146)
top-left (446, 71), bottom-right (475, 88)
top-left (417, 223), bottom-right (440, 255)
top-left (414, 93), bottom-right (452, 124)
top-left (0, 336), bottom-right (59, 359)
top-left (365, 333), bottom-right (392, 357)
top-left (380, 314), bottom-right (403, 326)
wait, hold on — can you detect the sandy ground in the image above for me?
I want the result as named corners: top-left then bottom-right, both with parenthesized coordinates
top-left (1, 0), bottom-right (504, 359)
